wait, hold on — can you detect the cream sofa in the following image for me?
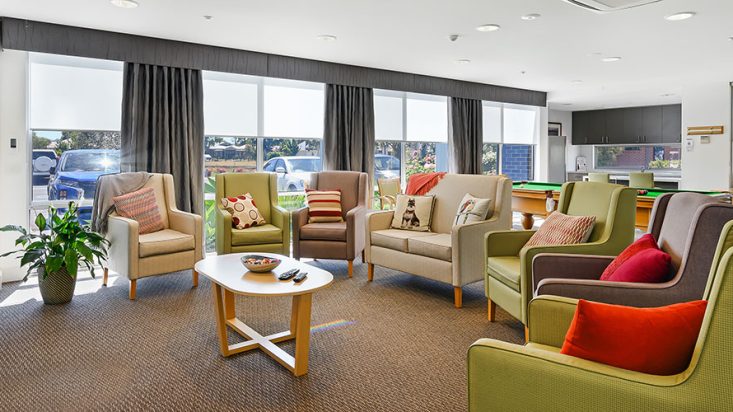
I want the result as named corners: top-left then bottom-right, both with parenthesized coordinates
top-left (365, 174), bottom-right (512, 308)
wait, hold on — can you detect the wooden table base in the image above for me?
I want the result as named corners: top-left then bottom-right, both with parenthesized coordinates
top-left (211, 284), bottom-right (313, 376)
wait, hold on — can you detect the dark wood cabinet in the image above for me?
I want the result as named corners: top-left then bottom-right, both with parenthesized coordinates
top-left (572, 104), bottom-right (681, 146)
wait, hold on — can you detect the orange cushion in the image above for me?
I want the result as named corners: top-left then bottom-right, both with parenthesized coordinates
top-left (561, 299), bottom-right (707, 375)
top-left (524, 212), bottom-right (595, 249)
top-left (113, 187), bottom-right (165, 234)
top-left (600, 233), bottom-right (658, 280)
top-left (306, 189), bottom-right (343, 223)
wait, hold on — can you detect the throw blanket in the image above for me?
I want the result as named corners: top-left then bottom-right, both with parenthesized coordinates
top-left (91, 172), bottom-right (151, 234)
top-left (405, 172), bottom-right (447, 195)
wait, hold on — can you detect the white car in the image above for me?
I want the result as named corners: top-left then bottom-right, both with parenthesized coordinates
top-left (263, 156), bottom-right (322, 192)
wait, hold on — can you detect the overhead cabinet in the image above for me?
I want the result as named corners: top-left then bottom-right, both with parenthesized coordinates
top-left (572, 104), bottom-right (681, 145)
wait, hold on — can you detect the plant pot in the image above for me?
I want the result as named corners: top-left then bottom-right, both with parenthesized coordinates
top-left (38, 266), bottom-right (76, 305)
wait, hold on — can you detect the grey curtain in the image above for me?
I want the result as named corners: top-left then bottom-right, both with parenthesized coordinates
top-left (449, 97), bottom-right (483, 174)
top-left (323, 84), bottom-right (375, 180)
top-left (121, 63), bottom-right (204, 215)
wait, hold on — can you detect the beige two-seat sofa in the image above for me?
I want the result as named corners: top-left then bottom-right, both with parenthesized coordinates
top-left (365, 174), bottom-right (512, 308)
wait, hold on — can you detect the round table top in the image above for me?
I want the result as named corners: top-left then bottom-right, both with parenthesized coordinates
top-left (194, 253), bottom-right (333, 297)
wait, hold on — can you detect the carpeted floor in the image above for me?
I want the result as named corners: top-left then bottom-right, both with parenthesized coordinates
top-left (0, 260), bottom-right (524, 412)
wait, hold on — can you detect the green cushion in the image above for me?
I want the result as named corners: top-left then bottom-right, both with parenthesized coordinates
top-left (231, 224), bottom-right (282, 246)
top-left (487, 256), bottom-right (521, 291)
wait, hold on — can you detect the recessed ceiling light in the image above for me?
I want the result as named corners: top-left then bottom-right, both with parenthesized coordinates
top-left (316, 34), bottom-right (337, 41)
top-left (455, 59), bottom-right (471, 65)
top-left (110, 0), bottom-right (139, 8)
top-left (203, 15), bottom-right (213, 20)
top-left (476, 24), bottom-right (501, 32)
top-left (571, 80), bottom-right (583, 84)
top-left (521, 14), bottom-right (541, 21)
top-left (601, 56), bottom-right (622, 62)
top-left (660, 93), bottom-right (675, 97)
top-left (665, 12), bottom-right (696, 21)
top-left (560, 103), bottom-right (573, 106)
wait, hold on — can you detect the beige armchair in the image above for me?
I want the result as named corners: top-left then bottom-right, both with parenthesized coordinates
top-left (104, 173), bottom-right (203, 300)
top-left (292, 171), bottom-right (368, 277)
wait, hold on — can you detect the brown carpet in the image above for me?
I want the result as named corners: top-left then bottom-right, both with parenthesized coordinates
top-left (0, 260), bottom-right (523, 412)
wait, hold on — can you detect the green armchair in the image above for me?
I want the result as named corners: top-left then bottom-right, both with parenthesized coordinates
top-left (468, 220), bottom-right (733, 412)
top-left (215, 173), bottom-right (290, 256)
top-left (485, 182), bottom-right (636, 329)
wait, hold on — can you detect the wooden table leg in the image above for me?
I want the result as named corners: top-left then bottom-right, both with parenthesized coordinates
top-left (223, 288), bottom-right (236, 321)
top-left (520, 213), bottom-right (535, 230)
top-left (291, 293), bottom-right (313, 376)
top-left (212, 284), bottom-right (230, 356)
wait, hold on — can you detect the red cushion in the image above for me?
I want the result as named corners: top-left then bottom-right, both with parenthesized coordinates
top-left (605, 248), bottom-right (672, 283)
top-left (600, 233), bottom-right (658, 280)
top-left (560, 299), bottom-right (707, 375)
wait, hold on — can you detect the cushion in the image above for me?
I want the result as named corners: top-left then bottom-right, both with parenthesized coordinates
top-left (408, 234), bottom-right (452, 262)
top-left (524, 212), bottom-right (595, 249)
top-left (561, 299), bottom-right (707, 375)
top-left (138, 229), bottom-right (195, 258)
top-left (300, 221), bottom-right (347, 242)
top-left (306, 189), bottom-right (343, 223)
top-left (600, 233), bottom-right (658, 280)
top-left (453, 193), bottom-right (492, 227)
top-left (486, 256), bottom-right (522, 291)
top-left (605, 248), bottom-right (672, 283)
top-left (370, 229), bottom-right (434, 253)
top-left (221, 193), bottom-right (266, 229)
top-left (113, 187), bottom-right (165, 234)
top-left (391, 194), bottom-right (435, 232)
top-left (231, 224), bottom-right (282, 246)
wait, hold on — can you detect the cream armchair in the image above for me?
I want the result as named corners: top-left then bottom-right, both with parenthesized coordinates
top-left (104, 173), bottom-right (203, 300)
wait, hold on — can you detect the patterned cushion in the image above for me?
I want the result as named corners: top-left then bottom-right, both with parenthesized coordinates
top-left (113, 187), bottom-right (165, 234)
top-left (524, 212), bottom-right (595, 248)
top-left (306, 189), bottom-right (343, 223)
top-left (453, 193), bottom-right (492, 227)
top-left (391, 194), bottom-right (435, 232)
top-left (221, 193), bottom-right (266, 229)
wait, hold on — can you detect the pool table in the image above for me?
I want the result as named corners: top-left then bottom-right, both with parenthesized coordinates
top-left (511, 181), bottom-right (731, 230)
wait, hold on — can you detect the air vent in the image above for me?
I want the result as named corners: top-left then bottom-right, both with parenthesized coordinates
top-left (563, 0), bottom-right (662, 12)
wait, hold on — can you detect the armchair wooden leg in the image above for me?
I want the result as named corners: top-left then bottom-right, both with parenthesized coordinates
top-left (524, 326), bottom-right (529, 343)
top-left (102, 267), bottom-right (109, 286)
top-left (192, 270), bottom-right (199, 288)
top-left (488, 299), bottom-right (496, 322)
top-left (347, 260), bottom-right (354, 278)
top-left (454, 287), bottom-right (463, 308)
top-left (367, 263), bottom-right (374, 281)
top-left (129, 279), bottom-right (137, 300)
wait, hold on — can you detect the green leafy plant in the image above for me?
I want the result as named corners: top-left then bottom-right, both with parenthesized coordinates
top-left (0, 202), bottom-right (109, 281)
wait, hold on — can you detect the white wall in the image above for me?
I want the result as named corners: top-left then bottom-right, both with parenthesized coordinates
top-left (0, 50), bottom-right (29, 283)
top-left (680, 82), bottom-right (731, 190)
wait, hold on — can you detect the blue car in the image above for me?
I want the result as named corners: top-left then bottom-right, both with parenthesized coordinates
top-left (48, 149), bottom-right (121, 222)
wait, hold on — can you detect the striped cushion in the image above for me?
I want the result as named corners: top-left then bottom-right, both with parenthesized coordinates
top-left (524, 212), bottom-right (595, 249)
top-left (113, 187), bottom-right (165, 234)
top-left (306, 189), bottom-right (343, 223)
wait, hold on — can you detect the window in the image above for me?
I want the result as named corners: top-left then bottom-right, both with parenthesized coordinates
top-left (482, 143), bottom-right (499, 175)
top-left (264, 79), bottom-right (324, 138)
top-left (481, 101), bottom-right (538, 181)
top-left (203, 72), bottom-right (258, 136)
top-left (594, 145), bottom-right (681, 170)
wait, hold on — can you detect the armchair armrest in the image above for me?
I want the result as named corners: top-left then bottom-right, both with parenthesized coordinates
top-left (291, 207), bottom-right (309, 258)
top-left (527, 295), bottom-right (578, 347)
top-left (485, 230), bottom-right (535, 257)
top-left (271, 205), bottom-right (291, 255)
top-left (536, 278), bottom-right (681, 308)
top-left (215, 207), bottom-right (232, 255)
top-left (169, 209), bottom-right (203, 260)
top-left (107, 215), bottom-right (140, 279)
top-left (346, 206), bottom-right (367, 260)
top-left (452, 217), bottom-right (510, 285)
top-left (532, 254), bottom-right (615, 293)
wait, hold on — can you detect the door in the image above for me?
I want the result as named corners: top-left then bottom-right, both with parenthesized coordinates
top-left (548, 135), bottom-right (566, 183)
top-left (642, 106), bottom-right (663, 143)
top-left (623, 107), bottom-right (643, 144)
top-left (586, 110), bottom-right (606, 144)
top-left (604, 108), bottom-right (626, 144)
top-left (662, 104), bottom-right (682, 143)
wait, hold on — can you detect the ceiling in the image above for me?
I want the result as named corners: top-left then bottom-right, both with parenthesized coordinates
top-left (1, 0), bottom-right (732, 111)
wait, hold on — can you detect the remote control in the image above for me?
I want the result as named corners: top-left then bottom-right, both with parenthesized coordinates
top-left (293, 272), bottom-right (308, 283)
top-left (278, 268), bottom-right (300, 280)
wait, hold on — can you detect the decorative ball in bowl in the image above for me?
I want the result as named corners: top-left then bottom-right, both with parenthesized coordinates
top-left (241, 255), bottom-right (282, 273)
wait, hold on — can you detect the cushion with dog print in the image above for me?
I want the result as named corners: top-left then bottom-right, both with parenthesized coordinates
top-left (221, 193), bottom-right (266, 229)
top-left (453, 193), bottom-right (492, 227)
top-left (390, 194), bottom-right (435, 232)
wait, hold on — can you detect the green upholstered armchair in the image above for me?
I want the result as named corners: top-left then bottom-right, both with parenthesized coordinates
top-left (468, 220), bottom-right (733, 412)
top-left (215, 173), bottom-right (290, 256)
top-left (485, 182), bottom-right (636, 329)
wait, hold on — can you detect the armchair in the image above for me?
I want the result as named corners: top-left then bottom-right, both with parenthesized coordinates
top-left (485, 182), bottom-right (636, 328)
top-left (105, 173), bottom-right (203, 300)
top-left (215, 173), bottom-right (290, 256)
top-left (532, 192), bottom-right (733, 307)
top-left (292, 171), bottom-right (368, 277)
top-left (467, 220), bottom-right (733, 412)
top-left (377, 177), bottom-right (401, 210)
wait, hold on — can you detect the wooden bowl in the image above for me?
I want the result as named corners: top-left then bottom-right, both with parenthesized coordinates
top-left (240, 255), bottom-right (282, 273)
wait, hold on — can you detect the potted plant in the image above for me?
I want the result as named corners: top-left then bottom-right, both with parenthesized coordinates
top-left (1, 202), bottom-right (109, 305)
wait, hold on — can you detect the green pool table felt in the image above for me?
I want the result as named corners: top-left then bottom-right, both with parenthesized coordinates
top-left (512, 181), bottom-right (727, 198)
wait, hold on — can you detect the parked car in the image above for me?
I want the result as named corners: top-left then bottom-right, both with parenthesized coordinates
top-left (374, 154), bottom-right (400, 181)
top-left (263, 156), bottom-right (322, 192)
top-left (32, 149), bottom-right (58, 186)
top-left (48, 149), bottom-right (121, 222)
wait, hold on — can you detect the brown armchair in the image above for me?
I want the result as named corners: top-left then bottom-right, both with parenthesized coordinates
top-left (292, 171), bottom-right (368, 277)
top-left (532, 192), bottom-right (733, 307)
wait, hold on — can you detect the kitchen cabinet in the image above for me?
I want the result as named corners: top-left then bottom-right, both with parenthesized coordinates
top-left (662, 104), bottom-right (682, 143)
top-left (572, 104), bottom-right (681, 146)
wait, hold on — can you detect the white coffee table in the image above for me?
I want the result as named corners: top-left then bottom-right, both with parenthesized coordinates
top-left (195, 253), bottom-right (333, 376)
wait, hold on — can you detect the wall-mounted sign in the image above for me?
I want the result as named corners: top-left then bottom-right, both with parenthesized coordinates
top-left (687, 125), bottom-right (724, 135)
